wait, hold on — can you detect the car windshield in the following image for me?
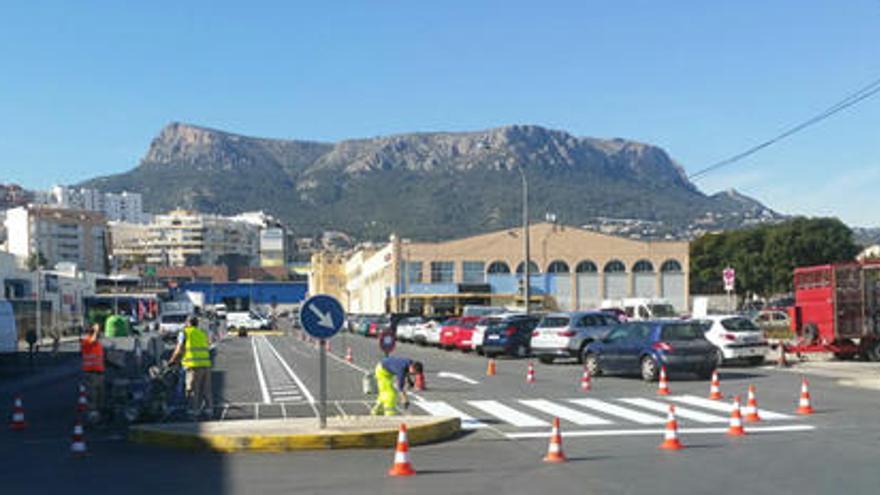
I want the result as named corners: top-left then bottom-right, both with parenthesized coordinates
top-left (161, 314), bottom-right (187, 324)
top-left (660, 323), bottom-right (705, 341)
top-left (721, 317), bottom-right (760, 332)
top-left (650, 304), bottom-right (677, 317)
top-left (539, 316), bottom-right (570, 328)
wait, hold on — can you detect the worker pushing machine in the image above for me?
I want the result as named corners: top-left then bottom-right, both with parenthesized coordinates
top-left (169, 316), bottom-right (214, 419)
top-left (371, 356), bottom-right (423, 416)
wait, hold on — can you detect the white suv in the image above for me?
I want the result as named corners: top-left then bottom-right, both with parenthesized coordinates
top-left (699, 315), bottom-right (769, 366)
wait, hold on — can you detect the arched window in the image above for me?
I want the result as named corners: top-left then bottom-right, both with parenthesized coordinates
top-left (515, 261), bottom-right (541, 274)
top-left (547, 260), bottom-right (570, 274)
top-left (632, 260), bottom-right (654, 273)
top-left (660, 259), bottom-right (683, 273)
top-left (575, 260), bottom-right (598, 273)
top-left (487, 261), bottom-right (511, 274)
top-left (603, 260), bottom-right (626, 273)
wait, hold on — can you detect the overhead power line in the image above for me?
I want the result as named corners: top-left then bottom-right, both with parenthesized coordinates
top-left (689, 76), bottom-right (880, 181)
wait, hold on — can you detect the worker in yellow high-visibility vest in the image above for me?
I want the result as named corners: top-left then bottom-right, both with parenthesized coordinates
top-left (170, 316), bottom-right (213, 418)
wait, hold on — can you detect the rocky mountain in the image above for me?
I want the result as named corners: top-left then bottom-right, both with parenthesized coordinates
top-left (81, 122), bottom-right (782, 240)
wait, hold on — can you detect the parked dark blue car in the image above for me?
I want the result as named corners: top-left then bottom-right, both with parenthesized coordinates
top-left (482, 314), bottom-right (542, 358)
top-left (583, 320), bottom-right (719, 381)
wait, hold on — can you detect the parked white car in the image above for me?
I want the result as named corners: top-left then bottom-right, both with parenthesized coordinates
top-left (159, 313), bottom-right (190, 338)
top-left (413, 319), bottom-right (443, 346)
top-left (699, 315), bottom-right (769, 365)
top-left (227, 311), bottom-right (271, 330)
top-left (395, 317), bottom-right (424, 342)
top-left (603, 298), bottom-right (678, 321)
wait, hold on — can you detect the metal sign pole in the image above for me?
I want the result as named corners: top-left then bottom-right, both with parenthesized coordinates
top-left (319, 339), bottom-right (327, 429)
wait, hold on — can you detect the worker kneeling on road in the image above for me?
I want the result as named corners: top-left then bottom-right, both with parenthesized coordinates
top-left (371, 356), bottom-right (422, 416)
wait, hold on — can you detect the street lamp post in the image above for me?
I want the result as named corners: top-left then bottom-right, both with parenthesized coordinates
top-left (517, 166), bottom-right (530, 315)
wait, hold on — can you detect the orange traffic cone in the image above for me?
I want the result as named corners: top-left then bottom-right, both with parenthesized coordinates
top-left (414, 371), bottom-right (426, 391)
top-left (526, 361), bottom-right (536, 384)
top-left (708, 370), bottom-right (723, 400)
top-left (9, 395), bottom-right (26, 431)
top-left (580, 369), bottom-right (592, 392)
top-left (388, 423), bottom-right (416, 477)
top-left (345, 347), bottom-right (353, 363)
top-left (77, 383), bottom-right (88, 413)
top-left (777, 344), bottom-right (789, 368)
top-left (727, 396), bottom-right (746, 437)
top-left (659, 405), bottom-right (683, 450)
top-left (796, 377), bottom-right (815, 415)
top-left (70, 421), bottom-right (88, 457)
top-left (543, 417), bottom-right (568, 463)
top-left (744, 385), bottom-right (762, 422)
top-left (657, 365), bottom-right (670, 396)
top-left (486, 358), bottom-right (496, 377)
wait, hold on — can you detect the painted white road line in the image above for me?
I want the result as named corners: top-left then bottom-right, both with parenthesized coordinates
top-left (468, 400), bottom-right (550, 428)
top-left (437, 371), bottom-right (479, 385)
top-left (568, 398), bottom-right (667, 424)
top-left (505, 424), bottom-right (816, 439)
top-left (619, 398), bottom-right (727, 423)
top-left (519, 399), bottom-right (613, 426)
top-left (250, 335), bottom-right (271, 404)
top-left (414, 401), bottom-right (488, 429)
top-left (262, 336), bottom-right (317, 407)
top-left (671, 395), bottom-right (794, 420)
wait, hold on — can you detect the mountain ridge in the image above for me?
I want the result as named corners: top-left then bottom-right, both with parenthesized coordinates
top-left (80, 122), bottom-right (781, 240)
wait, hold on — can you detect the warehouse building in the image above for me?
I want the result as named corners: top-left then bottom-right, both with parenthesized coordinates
top-left (319, 222), bottom-right (689, 316)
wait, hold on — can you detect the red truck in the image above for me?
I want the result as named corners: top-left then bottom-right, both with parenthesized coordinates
top-left (785, 262), bottom-right (880, 361)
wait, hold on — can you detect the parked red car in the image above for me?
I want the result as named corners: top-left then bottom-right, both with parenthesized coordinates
top-left (439, 316), bottom-right (481, 350)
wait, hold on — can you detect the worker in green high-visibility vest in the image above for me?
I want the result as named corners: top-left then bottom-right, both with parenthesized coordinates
top-left (169, 316), bottom-right (214, 418)
top-left (104, 313), bottom-right (129, 338)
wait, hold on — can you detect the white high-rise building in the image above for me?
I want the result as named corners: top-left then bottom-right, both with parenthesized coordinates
top-left (4, 205), bottom-right (108, 273)
top-left (48, 186), bottom-right (146, 224)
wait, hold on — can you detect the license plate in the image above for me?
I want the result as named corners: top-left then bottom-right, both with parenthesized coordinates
top-left (487, 335), bottom-right (500, 340)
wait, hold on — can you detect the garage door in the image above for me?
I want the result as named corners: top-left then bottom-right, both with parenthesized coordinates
top-left (552, 276), bottom-right (573, 311)
top-left (634, 273), bottom-right (656, 298)
top-left (576, 274), bottom-right (600, 310)
top-left (661, 273), bottom-right (686, 312)
top-left (604, 273), bottom-right (628, 300)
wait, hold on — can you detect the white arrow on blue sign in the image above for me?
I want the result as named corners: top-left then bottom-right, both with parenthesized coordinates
top-left (299, 295), bottom-right (345, 340)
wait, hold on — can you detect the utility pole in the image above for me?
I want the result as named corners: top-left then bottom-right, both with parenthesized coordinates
top-left (518, 166), bottom-right (530, 315)
top-left (35, 268), bottom-right (42, 342)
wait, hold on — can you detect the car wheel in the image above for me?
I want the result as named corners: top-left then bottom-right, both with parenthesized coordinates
top-left (476, 348), bottom-right (484, 356)
top-left (515, 344), bottom-right (528, 358)
top-left (713, 348), bottom-right (724, 368)
top-left (584, 353), bottom-right (601, 377)
top-left (538, 356), bottom-right (554, 365)
top-left (641, 356), bottom-right (659, 382)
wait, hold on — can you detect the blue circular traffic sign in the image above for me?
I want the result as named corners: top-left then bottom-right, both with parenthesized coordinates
top-left (299, 295), bottom-right (345, 340)
top-left (379, 331), bottom-right (396, 354)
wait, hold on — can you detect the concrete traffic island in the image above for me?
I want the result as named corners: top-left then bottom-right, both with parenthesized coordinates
top-left (129, 415), bottom-right (461, 452)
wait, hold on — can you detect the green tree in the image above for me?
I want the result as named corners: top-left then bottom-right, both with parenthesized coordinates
top-left (26, 251), bottom-right (48, 271)
top-left (689, 217), bottom-right (859, 297)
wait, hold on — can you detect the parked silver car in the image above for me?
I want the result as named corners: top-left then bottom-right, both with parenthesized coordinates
top-left (530, 311), bottom-right (619, 364)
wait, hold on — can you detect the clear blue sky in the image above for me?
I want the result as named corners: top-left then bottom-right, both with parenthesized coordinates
top-left (1, 1), bottom-right (878, 226)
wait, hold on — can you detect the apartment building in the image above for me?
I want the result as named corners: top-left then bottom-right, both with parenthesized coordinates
top-left (4, 205), bottom-right (108, 273)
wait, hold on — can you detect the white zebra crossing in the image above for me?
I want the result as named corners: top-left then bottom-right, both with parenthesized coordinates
top-left (567, 398), bottom-right (666, 424)
top-left (670, 395), bottom-right (794, 420)
top-left (468, 400), bottom-right (550, 428)
top-left (414, 401), bottom-right (488, 429)
top-left (519, 399), bottom-right (612, 426)
top-left (411, 395), bottom-right (796, 431)
top-left (613, 398), bottom-right (728, 423)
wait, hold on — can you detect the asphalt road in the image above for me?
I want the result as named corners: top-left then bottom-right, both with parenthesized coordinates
top-left (2, 325), bottom-right (879, 495)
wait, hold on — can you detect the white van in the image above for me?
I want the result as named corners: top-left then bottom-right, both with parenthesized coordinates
top-left (227, 311), bottom-right (271, 330)
top-left (602, 298), bottom-right (678, 321)
top-left (0, 301), bottom-right (18, 353)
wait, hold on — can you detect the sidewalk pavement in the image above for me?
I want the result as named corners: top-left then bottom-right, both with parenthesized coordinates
top-left (774, 359), bottom-right (880, 390)
top-left (130, 415), bottom-right (461, 452)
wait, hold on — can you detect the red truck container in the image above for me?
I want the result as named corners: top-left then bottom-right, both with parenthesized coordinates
top-left (786, 262), bottom-right (880, 360)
